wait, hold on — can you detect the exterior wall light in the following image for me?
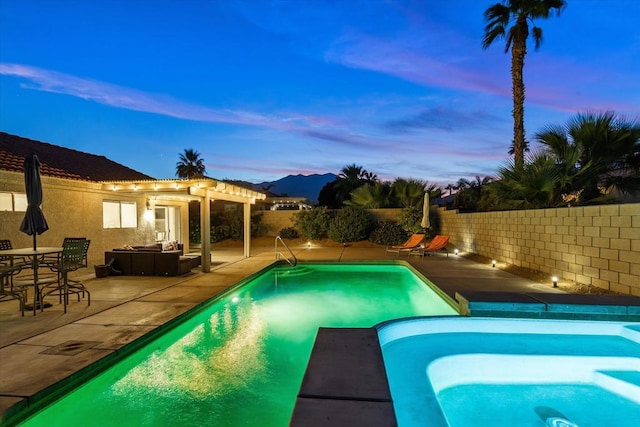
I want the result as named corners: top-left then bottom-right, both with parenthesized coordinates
top-left (143, 199), bottom-right (154, 221)
top-left (552, 276), bottom-right (558, 288)
top-left (492, 260), bottom-right (497, 268)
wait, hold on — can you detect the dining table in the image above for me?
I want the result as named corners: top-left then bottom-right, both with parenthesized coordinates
top-left (0, 246), bottom-right (63, 315)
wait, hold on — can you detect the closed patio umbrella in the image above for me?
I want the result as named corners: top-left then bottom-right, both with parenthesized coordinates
top-left (420, 192), bottom-right (430, 229)
top-left (20, 154), bottom-right (49, 250)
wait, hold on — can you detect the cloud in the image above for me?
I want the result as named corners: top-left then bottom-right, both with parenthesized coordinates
top-left (385, 106), bottom-right (504, 133)
top-left (0, 63), bottom-right (337, 132)
top-left (325, 31), bottom-right (508, 97)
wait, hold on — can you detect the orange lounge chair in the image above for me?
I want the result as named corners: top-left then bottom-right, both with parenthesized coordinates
top-left (409, 235), bottom-right (450, 257)
top-left (385, 233), bottom-right (425, 257)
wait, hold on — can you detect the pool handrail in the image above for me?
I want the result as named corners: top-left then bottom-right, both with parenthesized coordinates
top-left (275, 236), bottom-right (298, 266)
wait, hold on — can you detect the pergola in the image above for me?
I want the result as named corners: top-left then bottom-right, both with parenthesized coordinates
top-left (100, 178), bottom-right (266, 272)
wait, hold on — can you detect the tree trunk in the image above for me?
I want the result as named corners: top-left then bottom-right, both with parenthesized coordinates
top-left (511, 18), bottom-right (528, 167)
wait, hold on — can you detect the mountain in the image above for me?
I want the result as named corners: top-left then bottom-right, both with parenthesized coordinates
top-left (255, 173), bottom-right (337, 203)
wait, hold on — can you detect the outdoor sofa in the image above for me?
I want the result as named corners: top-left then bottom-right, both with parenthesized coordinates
top-left (104, 243), bottom-right (201, 276)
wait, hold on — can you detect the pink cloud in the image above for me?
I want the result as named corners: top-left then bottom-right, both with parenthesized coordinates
top-left (325, 31), bottom-right (509, 97)
top-left (325, 32), bottom-right (639, 116)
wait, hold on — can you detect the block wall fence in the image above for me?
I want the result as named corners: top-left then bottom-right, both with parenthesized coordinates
top-left (437, 203), bottom-right (640, 296)
top-left (260, 204), bottom-right (640, 295)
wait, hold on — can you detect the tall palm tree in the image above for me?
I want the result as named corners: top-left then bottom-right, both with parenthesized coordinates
top-left (482, 0), bottom-right (566, 167)
top-left (176, 149), bottom-right (206, 179)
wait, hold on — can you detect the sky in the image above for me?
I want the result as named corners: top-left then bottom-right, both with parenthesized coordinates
top-left (1, 0), bottom-right (639, 187)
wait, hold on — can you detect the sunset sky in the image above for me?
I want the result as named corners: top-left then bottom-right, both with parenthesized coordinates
top-left (1, 0), bottom-right (639, 186)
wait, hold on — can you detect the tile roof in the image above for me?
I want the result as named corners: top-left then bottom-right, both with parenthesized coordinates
top-left (0, 132), bottom-right (155, 182)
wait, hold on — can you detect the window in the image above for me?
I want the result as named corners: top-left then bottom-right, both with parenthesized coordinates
top-left (0, 193), bottom-right (11, 211)
top-left (14, 194), bottom-right (27, 211)
top-left (103, 200), bottom-right (138, 228)
top-left (0, 192), bottom-right (27, 212)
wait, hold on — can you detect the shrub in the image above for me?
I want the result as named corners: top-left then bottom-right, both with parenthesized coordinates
top-left (294, 207), bottom-right (331, 240)
top-left (398, 205), bottom-right (423, 233)
top-left (251, 213), bottom-right (269, 237)
top-left (209, 210), bottom-right (268, 242)
top-left (279, 227), bottom-right (299, 239)
top-left (211, 223), bottom-right (231, 243)
top-left (328, 206), bottom-right (374, 243)
top-left (368, 221), bottom-right (407, 246)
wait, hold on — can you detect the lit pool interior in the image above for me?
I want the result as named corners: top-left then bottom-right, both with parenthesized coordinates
top-left (19, 263), bottom-right (457, 426)
top-left (379, 317), bottom-right (640, 427)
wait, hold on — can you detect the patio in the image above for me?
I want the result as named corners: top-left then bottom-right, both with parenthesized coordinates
top-left (0, 242), bottom-right (568, 424)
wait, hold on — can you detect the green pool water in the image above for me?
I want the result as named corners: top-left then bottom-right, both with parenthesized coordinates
top-left (20, 263), bottom-right (457, 426)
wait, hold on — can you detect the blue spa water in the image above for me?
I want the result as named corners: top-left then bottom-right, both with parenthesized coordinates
top-left (20, 263), bottom-right (457, 426)
top-left (379, 318), bottom-right (640, 427)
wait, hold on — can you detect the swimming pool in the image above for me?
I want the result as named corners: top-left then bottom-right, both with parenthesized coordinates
top-left (379, 317), bottom-right (640, 427)
top-left (18, 263), bottom-right (457, 426)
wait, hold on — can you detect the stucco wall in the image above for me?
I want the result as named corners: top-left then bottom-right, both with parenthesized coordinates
top-left (438, 204), bottom-right (640, 296)
top-left (1, 171), bottom-right (158, 274)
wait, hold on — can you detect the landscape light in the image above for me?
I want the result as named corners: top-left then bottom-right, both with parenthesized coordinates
top-left (454, 249), bottom-right (459, 256)
top-left (492, 260), bottom-right (497, 268)
top-left (307, 241), bottom-right (311, 248)
top-left (552, 276), bottom-right (558, 288)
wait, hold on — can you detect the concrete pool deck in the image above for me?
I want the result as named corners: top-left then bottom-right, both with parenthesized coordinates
top-left (0, 242), bottom-right (630, 425)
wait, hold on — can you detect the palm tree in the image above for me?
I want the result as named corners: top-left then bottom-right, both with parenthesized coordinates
top-left (536, 111), bottom-right (640, 201)
top-left (335, 164), bottom-right (375, 205)
top-left (362, 171), bottom-right (378, 183)
top-left (389, 179), bottom-right (440, 208)
top-left (483, 0), bottom-right (566, 167)
top-left (176, 149), bottom-right (206, 179)
top-left (495, 151), bottom-right (562, 209)
top-left (345, 182), bottom-right (391, 208)
top-left (444, 184), bottom-right (458, 197)
top-left (453, 176), bottom-right (493, 211)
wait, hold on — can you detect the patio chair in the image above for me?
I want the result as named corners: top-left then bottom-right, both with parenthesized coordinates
top-left (40, 239), bottom-right (91, 313)
top-left (0, 239), bottom-right (29, 268)
top-left (385, 233), bottom-right (425, 257)
top-left (0, 240), bottom-right (29, 316)
top-left (42, 237), bottom-right (88, 268)
top-left (409, 235), bottom-right (450, 258)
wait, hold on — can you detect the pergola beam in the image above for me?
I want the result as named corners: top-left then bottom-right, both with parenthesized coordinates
top-left (99, 178), bottom-right (266, 271)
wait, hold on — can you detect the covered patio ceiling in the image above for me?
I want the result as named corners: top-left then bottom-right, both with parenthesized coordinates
top-left (100, 178), bottom-right (266, 203)
top-left (100, 178), bottom-right (266, 272)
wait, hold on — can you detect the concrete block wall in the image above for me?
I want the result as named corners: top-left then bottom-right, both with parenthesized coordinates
top-left (438, 204), bottom-right (640, 296)
top-left (258, 210), bottom-right (299, 236)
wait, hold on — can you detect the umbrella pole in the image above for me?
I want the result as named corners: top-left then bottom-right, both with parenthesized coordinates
top-left (33, 234), bottom-right (36, 251)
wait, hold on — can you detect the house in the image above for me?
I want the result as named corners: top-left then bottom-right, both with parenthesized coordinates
top-left (256, 196), bottom-right (313, 211)
top-left (0, 132), bottom-right (265, 273)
